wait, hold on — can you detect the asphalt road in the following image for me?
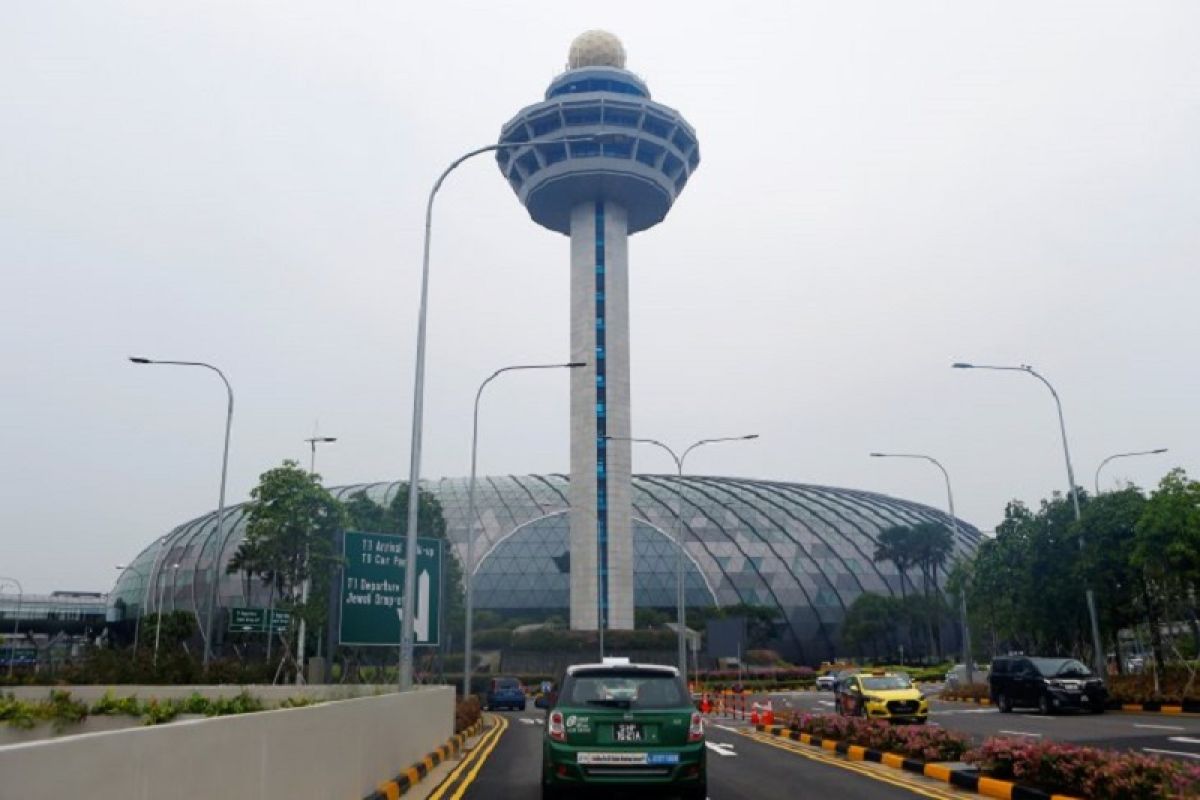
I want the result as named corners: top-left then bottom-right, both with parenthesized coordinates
top-left (447, 710), bottom-right (975, 799)
top-left (766, 689), bottom-right (1200, 761)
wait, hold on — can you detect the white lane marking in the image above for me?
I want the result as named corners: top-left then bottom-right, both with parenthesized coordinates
top-left (705, 741), bottom-right (737, 757)
top-left (1135, 723), bottom-right (1186, 731)
top-left (1168, 736), bottom-right (1200, 745)
top-left (711, 724), bottom-right (743, 734)
top-left (999, 730), bottom-right (1043, 738)
top-left (519, 717), bottom-right (543, 725)
top-left (1144, 748), bottom-right (1200, 759)
top-left (1021, 715), bottom-right (1058, 720)
top-left (932, 709), bottom-right (996, 715)
top-left (818, 700), bottom-right (834, 707)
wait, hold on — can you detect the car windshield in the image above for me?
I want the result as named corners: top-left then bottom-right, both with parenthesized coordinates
top-left (562, 670), bottom-right (686, 709)
top-left (494, 679), bottom-right (520, 690)
top-left (860, 675), bottom-right (912, 691)
top-left (1030, 658), bottom-right (1092, 678)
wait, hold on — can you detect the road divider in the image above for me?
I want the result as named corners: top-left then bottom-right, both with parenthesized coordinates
top-left (367, 717), bottom-right (487, 800)
top-left (426, 714), bottom-right (509, 800)
top-left (752, 722), bottom-right (1082, 800)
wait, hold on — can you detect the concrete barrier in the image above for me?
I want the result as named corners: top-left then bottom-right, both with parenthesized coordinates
top-left (0, 686), bottom-right (453, 800)
top-left (4, 683), bottom-right (396, 705)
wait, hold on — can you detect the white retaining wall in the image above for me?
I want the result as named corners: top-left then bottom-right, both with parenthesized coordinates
top-left (0, 686), bottom-right (453, 800)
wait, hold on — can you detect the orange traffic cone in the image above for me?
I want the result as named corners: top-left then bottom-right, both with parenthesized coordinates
top-left (750, 701), bottom-right (761, 725)
top-left (700, 693), bottom-right (712, 715)
top-left (763, 699), bottom-right (774, 726)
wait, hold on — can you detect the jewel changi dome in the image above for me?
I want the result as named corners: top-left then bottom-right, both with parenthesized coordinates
top-left (110, 474), bottom-right (981, 665)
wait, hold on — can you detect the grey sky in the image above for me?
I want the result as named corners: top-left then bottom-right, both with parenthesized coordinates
top-left (3, 1), bottom-right (1197, 593)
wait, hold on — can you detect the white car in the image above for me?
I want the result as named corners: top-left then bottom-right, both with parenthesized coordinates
top-left (815, 674), bottom-right (837, 691)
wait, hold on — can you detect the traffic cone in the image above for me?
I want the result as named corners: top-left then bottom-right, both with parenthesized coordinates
top-left (763, 699), bottom-right (774, 726)
top-left (750, 702), bottom-right (761, 725)
top-left (701, 693), bottom-right (712, 715)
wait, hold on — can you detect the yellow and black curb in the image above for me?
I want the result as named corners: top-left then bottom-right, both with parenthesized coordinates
top-left (366, 717), bottom-right (487, 800)
top-left (754, 723), bottom-right (1080, 800)
top-left (939, 695), bottom-right (1200, 715)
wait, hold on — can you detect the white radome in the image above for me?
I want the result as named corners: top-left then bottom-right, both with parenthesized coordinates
top-left (568, 30), bottom-right (626, 70)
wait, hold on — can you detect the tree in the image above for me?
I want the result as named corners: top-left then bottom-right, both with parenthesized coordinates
top-left (1134, 469), bottom-right (1200, 667)
top-left (228, 460), bottom-right (345, 666)
top-left (874, 526), bottom-right (919, 600)
top-left (841, 593), bottom-right (902, 658)
top-left (1076, 487), bottom-right (1146, 670)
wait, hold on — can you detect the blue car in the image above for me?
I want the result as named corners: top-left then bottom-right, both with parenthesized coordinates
top-left (486, 677), bottom-right (527, 711)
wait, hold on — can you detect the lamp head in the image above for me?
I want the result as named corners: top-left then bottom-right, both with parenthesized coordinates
top-left (742, 434), bottom-right (760, 440)
top-left (1152, 448), bottom-right (1169, 454)
top-left (566, 362), bottom-right (588, 368)
top-left (129, 356), bottom-right (152, 364)
top-left (951, 362), bottom-right (974, 369)
top-left (869, 452), bottom-right (885, 458)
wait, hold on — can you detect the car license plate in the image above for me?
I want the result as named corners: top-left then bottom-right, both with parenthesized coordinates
top-left (647, 753), bottom-right (680, 765)
top-left (614, 723), bottom-right (643, 742)
top-left (578, 752), bottom-right (648, 765)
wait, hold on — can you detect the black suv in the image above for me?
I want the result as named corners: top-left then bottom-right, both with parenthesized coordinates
top-left (989, 656), bottom-right (1107, 714)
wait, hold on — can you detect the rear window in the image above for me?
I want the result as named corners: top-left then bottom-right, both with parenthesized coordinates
top-left (1030, 658), bottom-right (1091, 678)
top-left (493, 678), bottom-right (520, 691)
top-left (561, 669), bottom-right (686, 710)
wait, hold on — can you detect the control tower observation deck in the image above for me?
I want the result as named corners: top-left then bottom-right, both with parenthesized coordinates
top-left (497, 31), bottom-right (700, 633)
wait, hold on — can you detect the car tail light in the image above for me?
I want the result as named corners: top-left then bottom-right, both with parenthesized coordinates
top-left (687, 712), bottom-right (704, 742)
top-left (548, 710), bottom-right (566, 742)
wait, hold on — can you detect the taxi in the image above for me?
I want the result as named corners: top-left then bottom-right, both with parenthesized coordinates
top-left (836, 669), bottom-right (928, 724)
top-left (541, 657), bottom-right (706, 800)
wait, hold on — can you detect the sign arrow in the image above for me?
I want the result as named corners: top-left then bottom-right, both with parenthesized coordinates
top-left (414, 569), bottom-right (431, 643)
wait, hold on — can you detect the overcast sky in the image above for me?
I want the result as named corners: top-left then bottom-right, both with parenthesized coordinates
top-left (3, 1), bottom-right (1197, 593)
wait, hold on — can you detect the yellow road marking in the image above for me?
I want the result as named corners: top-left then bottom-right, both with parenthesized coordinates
top-left (738, 729), bottom-right (969, 800)
top-left (445, 714), bottom-right (510, 800)
top-left (426, 715), bottom-right (508, 800)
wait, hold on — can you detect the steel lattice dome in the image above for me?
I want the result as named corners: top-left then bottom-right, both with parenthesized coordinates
top-left (110, 475), bottom-right (981, 663)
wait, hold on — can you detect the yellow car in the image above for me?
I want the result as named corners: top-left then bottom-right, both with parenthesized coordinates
top-left (836, 671), bottom-right (928, 724)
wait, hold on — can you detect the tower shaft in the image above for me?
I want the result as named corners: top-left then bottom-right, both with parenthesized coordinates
top-left (569, 201), bottom-right (633, 631)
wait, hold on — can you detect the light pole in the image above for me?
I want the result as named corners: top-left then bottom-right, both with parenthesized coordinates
top-left (130, 356), bottom-right (233, 670)
top-left (153, 562), bottom-right (181, 668)
top-left (1095, 448), bottom-right (1168, 496)
top-left (115, 564), bottom-right (147, 654)
top-left (952, 362), bottom-right (1105, 677)
top-left (0, 576), bottom-right (23, 677)
top-left (296, 436), bottom-right (337, 684)
top-left (398, 133), bottom-right (608, 691)
top-left (869, 452), bottom-right (973, 680)
top-left (604, 434), bottom-right (759, 675)
top-left (462, 361), bottom-right (585, 698)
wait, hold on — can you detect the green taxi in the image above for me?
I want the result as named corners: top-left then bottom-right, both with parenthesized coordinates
top-left (541, 657), bottom-right (706, 799)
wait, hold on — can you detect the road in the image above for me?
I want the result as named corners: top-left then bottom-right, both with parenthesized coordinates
top-left (766, 689), bottom-right (1200, 761)
top-left (433, 710), bottom-right (975, 799)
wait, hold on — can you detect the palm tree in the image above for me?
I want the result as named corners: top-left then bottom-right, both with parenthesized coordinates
top-left (874, 526), bottom-right (919, 600)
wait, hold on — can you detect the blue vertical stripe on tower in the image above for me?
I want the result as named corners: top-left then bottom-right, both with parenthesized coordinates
top-left (593, 202), bottom-right (608, 630)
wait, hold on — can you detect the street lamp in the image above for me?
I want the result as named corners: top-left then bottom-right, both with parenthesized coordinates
top-left (952, 361), bottom-right (1105, 677)
top-left (869, 452), bottom-right (974, 680)
top-left (398, 132), bottom-right (612, 690)
top-left (1095, 448), bottom-right (1168, 496)
top-left (0, 576), bottom-right (23, 677)
top-left (462, 361), bottom-right (585, 698)
top-left (130, 356), bottom-right (233, 670)
top-left (604, 434), bottom-right (759, 675)
top-left (153, 562), bottom-right (181, 668)
top-left (297, 436), bottom-right (337, 684)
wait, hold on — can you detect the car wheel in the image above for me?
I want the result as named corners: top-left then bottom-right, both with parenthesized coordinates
top-left (681, 782), bottom-right (707, 800)
top-left (998, 693), bottom-right (1013, 713)
top-left (1038, 694), bottom-right (1052, 715)
top-left (1091, 704), bottom-right (1106, 715)
top-left (541, 780), bottom-right (561, 800)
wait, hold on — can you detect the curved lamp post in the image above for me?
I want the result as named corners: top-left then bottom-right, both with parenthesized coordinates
top-left (604, 434), bottom-right (758, 675)
top-left (296, 436), bottom-right (337, 685)
top-left (952, 362), bottom-right (1104, 677)
top-left (462, 361), bottom-right (585, 698)
top-left (398, 133), bottom-right (610, 690)
top-left (869, 452), bottom-right (973, 680)
top-left (130, 357), bottom-right (233, 670)
top-left (1095, 449), bottom-right (1168, 496)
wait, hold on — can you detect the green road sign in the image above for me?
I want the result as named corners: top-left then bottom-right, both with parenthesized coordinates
top-left (228, 607), bottom-right (290, 633)
top-left (339, 531), bottom-right (441, 647)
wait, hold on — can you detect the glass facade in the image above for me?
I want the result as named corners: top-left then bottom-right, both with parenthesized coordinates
top-left (109, 475), bottom-right (981, 663)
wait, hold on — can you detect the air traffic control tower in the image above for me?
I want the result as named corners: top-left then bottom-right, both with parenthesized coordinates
top-left (497, 31), bottom-right (700, 633)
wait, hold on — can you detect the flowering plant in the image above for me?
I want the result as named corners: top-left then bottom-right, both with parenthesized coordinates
top-left (788, 713), bottom-right (971, 762)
